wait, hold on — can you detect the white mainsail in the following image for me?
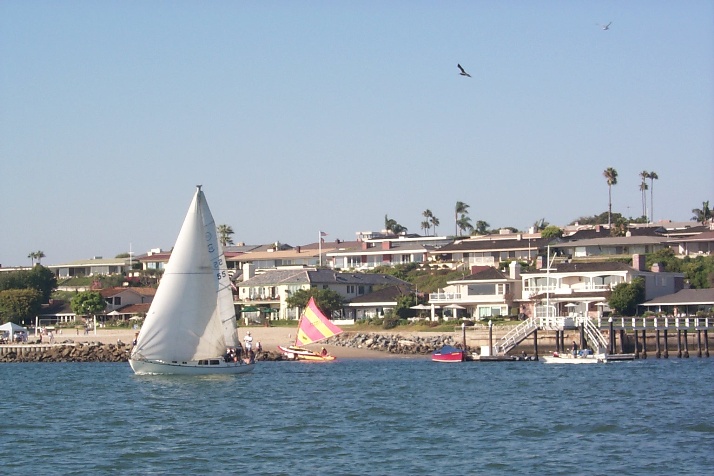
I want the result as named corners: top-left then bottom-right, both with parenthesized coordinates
top-left (131, 187), bottom-right (237, 363)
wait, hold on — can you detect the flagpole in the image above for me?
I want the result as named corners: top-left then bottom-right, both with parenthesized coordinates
top-left (318, 230), bottom-right (322, 267)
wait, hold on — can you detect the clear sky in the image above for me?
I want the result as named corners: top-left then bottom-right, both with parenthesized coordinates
top-left (1, 1), bottom-right (712, 266)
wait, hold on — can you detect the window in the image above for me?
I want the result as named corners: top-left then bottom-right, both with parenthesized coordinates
top-left (467, 284), bottom-right (495, 296)
top-left (358, 286), bottom-right (365, 295)
top-left (347, 285), bottom-right (355, 294)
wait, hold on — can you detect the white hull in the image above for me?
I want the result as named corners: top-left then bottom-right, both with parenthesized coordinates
top-left (129, 358), bottom-right (255, 375)
top-left (541, 354), bottom-right (606, 364)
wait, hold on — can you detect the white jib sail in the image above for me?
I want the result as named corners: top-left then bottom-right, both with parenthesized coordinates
top-left (132, 187), bottom-right (230, 362)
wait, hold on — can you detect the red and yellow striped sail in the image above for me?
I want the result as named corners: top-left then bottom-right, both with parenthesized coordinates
top-left (295, 297), bottom-right (343, 346)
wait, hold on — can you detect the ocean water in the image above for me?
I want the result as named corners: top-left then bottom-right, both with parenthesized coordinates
top-left (1, 358), bottom-right (712, 475)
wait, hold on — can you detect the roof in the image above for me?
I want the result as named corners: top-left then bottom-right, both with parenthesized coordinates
top-left (98, 287), bottom-right (157, 298)
top-left (238, 269), bottom-right (409, 287)
top-left (437, 236), bottom-right (551, 253)
top-left (460, 267), bottom-right (510, 281)
top-left (555, 235), bottom-right (667, 249)
top-left (665, 231), bottom-right (714, 243)
top-left (116, 303), bottom-right (151, 314)
top-left (349, 284), bottom-right (413, 304)
top-left (642, 288), bottom-right (714, 306)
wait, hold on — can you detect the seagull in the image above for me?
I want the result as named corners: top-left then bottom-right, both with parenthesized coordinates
top-left (599, 21), bottom-right (612, 30)
top-left (457, 64), bottom-right (471, 77)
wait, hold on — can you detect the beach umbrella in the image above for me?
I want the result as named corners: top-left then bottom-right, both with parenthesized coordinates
top-left (444, 304), bottom-right (466, 310)
top-left (240, 306), bottom-right (260, 313)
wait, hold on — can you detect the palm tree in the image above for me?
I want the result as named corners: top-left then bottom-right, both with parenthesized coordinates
top-left (430, 215), bottom-right (440, 236)
top-left (27, 250), bottom-right (45, 266)
top-left (647, 171), bottom-right (658, 223)
top-left (691, 200), bottom-right (712, 224)
top-left (420, 220), bottom-right (430, 235)
top-left (422, 209), bottom-right (433, 235)
top-left (639, 170), bottom-right (649, 220)
top-left (603, 167), bottom-right (618, 227)
top-left (474, 220), bottom-right (490, 235)
top-left (454, 201), bottom-right (470, 236)
top-left (456, 214), bottom-right (473, 236)
top-left (216, 224), bottom-right (235, 247)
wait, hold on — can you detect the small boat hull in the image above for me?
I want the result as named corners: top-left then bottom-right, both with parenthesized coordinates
top-left (541, 353), bottom-right (606, 364)
top-left (129, 358), bottom-right (255, 375)
top-left (278, 345), bottom-right (336, 361)
top-left (432, 345), bottom-right (465, 363)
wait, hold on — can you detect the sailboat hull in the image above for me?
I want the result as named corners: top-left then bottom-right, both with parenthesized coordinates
top-left (129, 358), bottom-right (255, 375)
top-left (277, 345), bottom-right (336, 361)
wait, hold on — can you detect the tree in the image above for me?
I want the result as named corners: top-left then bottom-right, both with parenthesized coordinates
top-left (454, 201), bottom-right (470, 236)
top-left (608, 277), bottom-right (645, 316)
top-left (421, 209), bottom-right (433, 235)
top-left (473, 220), bottom-right (490, 235)
top-left (639, 170), bottom-right (649, 221)
top-left (610, 217), bottom-right (628, 237)
top-left (420, 220), bottom-right (430, 235)
top-left (603, 167), bottom-right (618, 227)
top-left (0, 289), bottom-right (43, 324)
top-left (217, 224), bottom-right (235, 247)
top-left (430, 214), bottom-right (440, 236)
top-left (285, 288), bottom-right (344, 318)
top-left (0, 265), bottom-right (56, 303)
top-left (70, 291), bottom-right (106, 317)
top-left (540, 225), bottom-right (563, 239)
top-left (691, 200), bottom-right (712, 224)
top-left (647, 171), bottom-right (658, 223)
top-left (456, 215), bottom-right (473, 236)
top-left (27, 250), bottom-right (45, 266)
top-left (384, 214), bottom-right (407, 235)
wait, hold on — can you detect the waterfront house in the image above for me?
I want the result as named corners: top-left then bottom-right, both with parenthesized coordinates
top-left (428, 262), bottom-right (523, 321)
top-left (431, 232), bottom-right (549, 269)
top-left (520, 254), bottom-right (684, 319)
top-left (235, 267), bottom-right (410, 321)
top-left (327, 234), bottom-right (450, 270)
top-left (48, 256), bottom-right (131, 279)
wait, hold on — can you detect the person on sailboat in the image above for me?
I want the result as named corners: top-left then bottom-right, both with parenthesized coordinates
top-left (244, 332), bottom-right (253, 353)
top-left (321, 346), bottom-right (328, 357)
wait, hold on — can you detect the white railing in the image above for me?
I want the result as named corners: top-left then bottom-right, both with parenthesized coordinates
top-left (495, 317), bottom-right (538, 355)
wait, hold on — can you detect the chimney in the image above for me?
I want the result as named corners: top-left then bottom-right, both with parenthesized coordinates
top-left (651, 263), bottom-right (663, 273)
top-left (509, 261), bottom-right (521, 280)
top-left (296, 246), bottom-right (301, 253)
top-left (243, 263), bottom-right (254, 282)
top-left (536, 255), bottom-right (544, 270)
top-left (382, 241), bottom-right (391, 250)
top-left (632, 254), bottom-right (646, 271)
top-left (361, 242), bottom-right (368, 250)
top-left (595, 225), bottom-right (601, 232)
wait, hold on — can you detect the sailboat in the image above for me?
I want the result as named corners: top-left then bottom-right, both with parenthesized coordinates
top-left (278, 297), bottom-right (343, 361)
top-left (129, 186), bottom-right (254, 375)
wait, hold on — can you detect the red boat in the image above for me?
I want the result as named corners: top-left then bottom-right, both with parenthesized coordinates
top-left (432, 345), bottom-right (465, 363)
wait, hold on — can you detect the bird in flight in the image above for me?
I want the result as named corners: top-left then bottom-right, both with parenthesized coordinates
top-left (457, 64), bottom-right (471, 77)
top-left (599, 21), bottom-right (612, 30)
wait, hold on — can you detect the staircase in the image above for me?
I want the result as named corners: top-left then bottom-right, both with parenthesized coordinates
top-left (578, 316), bottom-right (609, 354)
top-left (493, 316), bottom-right (610, 356)
top-left (495, 317), bottom-right (538, 355)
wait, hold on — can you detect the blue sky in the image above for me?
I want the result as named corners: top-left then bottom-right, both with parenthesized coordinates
top-left (1, 1), bottom-right (712, 266)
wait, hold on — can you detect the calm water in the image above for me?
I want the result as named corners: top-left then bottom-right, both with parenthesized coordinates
top-left (1, 358), bottom-right (712, 475)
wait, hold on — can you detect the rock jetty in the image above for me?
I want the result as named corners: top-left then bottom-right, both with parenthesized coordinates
top-left (328, 332), bottom-right (472, 355)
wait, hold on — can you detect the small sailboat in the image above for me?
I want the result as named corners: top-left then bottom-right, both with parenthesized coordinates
top-left (278, 297), bottom-right (343, 361)
top-left (129, 186), bottom-right (254, 375)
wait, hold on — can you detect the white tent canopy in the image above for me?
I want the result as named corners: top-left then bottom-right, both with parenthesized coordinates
top-left (0, 322), bottom-right (28, 342)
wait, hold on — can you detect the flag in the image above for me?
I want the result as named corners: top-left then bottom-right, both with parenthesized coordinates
top-left (320, 231), bottom-right (328, 236)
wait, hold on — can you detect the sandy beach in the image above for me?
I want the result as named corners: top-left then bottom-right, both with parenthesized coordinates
top-left (51, 326), bottom-right (426, 359)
